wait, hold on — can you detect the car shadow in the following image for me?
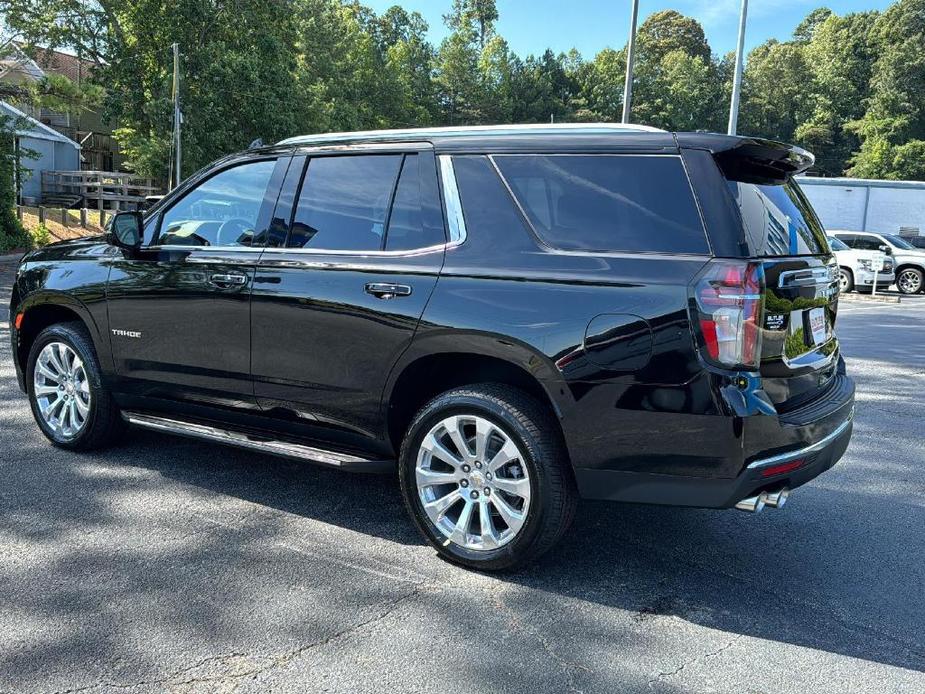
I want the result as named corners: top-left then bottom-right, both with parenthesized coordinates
top-left (110, 421), bottom-right (925, 675)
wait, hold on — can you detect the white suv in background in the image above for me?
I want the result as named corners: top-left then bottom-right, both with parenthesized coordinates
top-left (827, 235), bottom-right (895, 293)
top-left (832, 231), bottom-right (925, 294)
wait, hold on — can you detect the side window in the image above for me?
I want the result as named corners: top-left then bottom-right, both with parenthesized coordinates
top-left (834, 234), bottom-right (856, 247)
top-left (854, 235), bottom-right (883, 251)
top-left (493, 154), bottom-right (709, 254)
top-left (157, 159), bottom-right (276, 247)
top-left (384, 155), bottom-right (445, 251)
top-left (289, 155), bottom-right (402, 250)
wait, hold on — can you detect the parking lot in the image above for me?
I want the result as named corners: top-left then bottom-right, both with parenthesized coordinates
top-left (1, 257), bottom-right (923, 693)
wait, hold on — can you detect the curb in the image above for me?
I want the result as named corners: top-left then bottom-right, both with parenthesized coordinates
top-left (839, 292), bottom-right (901, 304)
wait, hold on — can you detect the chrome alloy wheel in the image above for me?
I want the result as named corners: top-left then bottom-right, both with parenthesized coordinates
top-left (416, 415), bottom-right (531, 551)
top-left (898, 269), bottom-right (922, 294)
top-left (33, 342), bottom-right (91, 438)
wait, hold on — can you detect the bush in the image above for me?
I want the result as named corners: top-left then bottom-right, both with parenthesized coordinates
top-left (30, 223), bottom-right (52, 248)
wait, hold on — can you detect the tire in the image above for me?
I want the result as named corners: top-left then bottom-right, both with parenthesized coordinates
top-left (838, 268), bottom-right (854, 293)
top-left (897, 267), bottom-right (924, 295)
top-left (26, 322), bottom-right (125, 451)
top-left (398, 384), bottom-right (577, 571)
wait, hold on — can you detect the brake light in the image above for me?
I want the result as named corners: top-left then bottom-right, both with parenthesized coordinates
top-left (691, 260), bottom-right (764, 369)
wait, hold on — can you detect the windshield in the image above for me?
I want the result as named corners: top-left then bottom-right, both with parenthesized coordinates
top-left (827, 237), bottom-right (849, 251)
top-left (726, 179), bottom-right (828, 256)
top-left (883, 234), bottom-right (915, 250)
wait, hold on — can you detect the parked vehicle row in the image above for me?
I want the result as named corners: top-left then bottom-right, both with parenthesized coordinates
top-left (8, 124), bottom-right (855, 570)
top-left (831, 230), bottom-right (925, 295)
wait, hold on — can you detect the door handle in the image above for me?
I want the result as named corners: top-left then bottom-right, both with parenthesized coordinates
top-left (210, 273), bottom-right (248, 287)
top-left (365, 282), bottom-right (412, 299)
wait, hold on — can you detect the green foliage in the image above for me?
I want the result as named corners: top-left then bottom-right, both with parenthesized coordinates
top-left (2, 0), bottom-right (923, 181)
top-left (30, 222), bottom-right (51, 247)
top-left (0, 119), bottom-right (32, 253)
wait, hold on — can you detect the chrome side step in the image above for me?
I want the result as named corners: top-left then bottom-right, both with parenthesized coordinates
top-left (123, 412), bottom-right (393, 472)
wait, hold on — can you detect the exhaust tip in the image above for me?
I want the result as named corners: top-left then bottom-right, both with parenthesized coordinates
top-left (735, 493), bottom-right (767, 513)
top-left (765, 488), bottom-right (790, 509)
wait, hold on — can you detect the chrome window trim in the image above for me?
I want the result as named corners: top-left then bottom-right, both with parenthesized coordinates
top-left (146, 242), bottom-right (450, 258)
top-left (438, 155), bottom-right (467, 245)
top-left (746, 408), bottom-right (854, 470)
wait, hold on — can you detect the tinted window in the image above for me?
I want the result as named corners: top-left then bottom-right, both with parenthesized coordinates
top-left (384, 155), bottom-right (445, 251)
top-left (289, 155), bottom-right (402, 250)
top-left (883, 234), bottom-right (915, 250)
top-left (854, 235), bottom-right (885, 251)
top-left (827, 236), bottom-right (849, 251)
top-left (494, 155), bottom-right (709, 254)
top-left (727, 179), bottom-right (827, 256)
top-left (157, 159), bottom-right (275, 247)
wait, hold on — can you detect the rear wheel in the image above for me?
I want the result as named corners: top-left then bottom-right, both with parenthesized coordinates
top-left (897, 267), bottom-right (923, 294)
top-left (399, 384), bottom-right (577, 571)
top-left (27, 323), bottom-right (125, 450)
top-left (838, 268), bottom-right (854, 293)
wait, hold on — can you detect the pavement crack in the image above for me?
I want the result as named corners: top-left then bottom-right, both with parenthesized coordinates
top-left (647, 634), bottom-right (744, 689)
top-left (492, 588), bottom-right (592, 694)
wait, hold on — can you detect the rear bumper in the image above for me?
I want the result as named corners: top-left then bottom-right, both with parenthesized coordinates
top-left (574, 374), bottom-right (855, 508)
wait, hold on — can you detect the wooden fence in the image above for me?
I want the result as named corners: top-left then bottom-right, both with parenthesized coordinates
top-left (41, 170), bottom-right (160, 211)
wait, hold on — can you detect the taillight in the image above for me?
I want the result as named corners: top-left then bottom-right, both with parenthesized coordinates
top-left (691, 260), bottom-right (764, 370)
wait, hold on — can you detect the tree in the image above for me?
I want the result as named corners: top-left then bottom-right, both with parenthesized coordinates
top-left (630, 12), bottom-right (723, 130)
top-left (793, 7), bottom-right (834, 43)
top-left (848, 0), bottom-right (925, 179)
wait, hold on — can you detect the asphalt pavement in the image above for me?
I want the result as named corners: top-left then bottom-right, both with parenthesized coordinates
top-left (1, 257), bottom-right (923, 693)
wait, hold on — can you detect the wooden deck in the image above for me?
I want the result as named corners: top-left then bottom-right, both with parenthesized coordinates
top-left (41, 170), bottom-right (161, 211)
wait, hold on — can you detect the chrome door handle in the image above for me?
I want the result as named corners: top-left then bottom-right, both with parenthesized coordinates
top-left (210, 273), bottom-right (247, 287)
top-left (365, 282), bottom-right (412, 299)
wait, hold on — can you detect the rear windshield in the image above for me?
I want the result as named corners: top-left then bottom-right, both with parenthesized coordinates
top-left (726, 179), bottom-right (828, 256)
top-left (493, 154), bottom-right (709, 254)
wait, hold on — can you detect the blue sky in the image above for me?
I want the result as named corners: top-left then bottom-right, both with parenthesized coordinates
top-left (365, 1), bottom-right (894, 58)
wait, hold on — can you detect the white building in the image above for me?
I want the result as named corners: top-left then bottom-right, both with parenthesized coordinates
top-left (797, 176), bottom-right (925, 238)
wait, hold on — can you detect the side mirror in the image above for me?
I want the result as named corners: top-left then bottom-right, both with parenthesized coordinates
top-left (108, 211), bottom-right (144, 251)
top-left (879, 245), bottom-right (892, 255)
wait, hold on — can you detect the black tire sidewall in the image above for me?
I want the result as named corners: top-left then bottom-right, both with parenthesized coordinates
top-left (399, 390), bottom-right (558, 571)
top-left (26, 324), bottom-right (106, 449)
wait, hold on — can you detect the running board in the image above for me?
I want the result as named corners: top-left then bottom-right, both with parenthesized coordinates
top-left (123, 412), bottom-right (393, 472)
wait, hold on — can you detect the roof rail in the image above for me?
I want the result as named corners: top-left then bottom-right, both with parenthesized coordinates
top-left (277, 122), bottom-right (665, 146)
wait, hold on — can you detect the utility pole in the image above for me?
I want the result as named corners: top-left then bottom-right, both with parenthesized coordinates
top-left (171, 42), bottom-right (182, 189)
top-left (621, 0), bottom-right (640, 124)
top-left (727, 0), bottom-right (749, 135)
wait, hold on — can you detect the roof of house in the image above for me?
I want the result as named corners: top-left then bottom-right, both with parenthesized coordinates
top-left (0, 99), bottom-right (81, 147)
top-left (31, 47), bottom-right (96, 82)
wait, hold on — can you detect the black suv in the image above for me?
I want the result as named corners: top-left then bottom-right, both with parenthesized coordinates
top-left (8, 124), bottom-right (855, 570)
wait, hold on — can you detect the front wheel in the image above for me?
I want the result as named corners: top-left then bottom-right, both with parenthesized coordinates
top-left (399, 384), bottom-right (577, 571)
top-left (838, 268), bottom-right (854, 293)
top-left (27, 322), bottom-right (125, 450)
top-left (897, 267), bottom-right (923, 294)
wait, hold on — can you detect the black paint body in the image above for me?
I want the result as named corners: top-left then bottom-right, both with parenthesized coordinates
top-left (8, 130), bottom-right (854, 508)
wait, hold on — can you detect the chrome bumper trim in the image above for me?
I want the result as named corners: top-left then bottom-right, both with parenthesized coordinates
top-left (747, 408), bottom-right (854, 470)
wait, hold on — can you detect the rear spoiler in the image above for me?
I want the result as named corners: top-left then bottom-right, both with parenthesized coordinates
top-left (675, 133), bottom-right (814, 184)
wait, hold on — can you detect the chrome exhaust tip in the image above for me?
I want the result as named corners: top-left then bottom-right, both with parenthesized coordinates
top-left (735, 493), bottom-right (767, 513)
top-left (764, 488), bottom-right (790, 509)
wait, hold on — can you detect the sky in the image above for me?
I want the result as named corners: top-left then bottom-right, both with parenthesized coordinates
top-left (365, 0), bottom-right (895, 58)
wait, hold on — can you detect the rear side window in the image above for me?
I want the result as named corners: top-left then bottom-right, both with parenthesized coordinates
top-left (727, 180), bottom-right (828, 256)
top-left (289, 155), bottom-right (402, 250)
top-left (493, 155), bottom-right (709, 254)
top-left (384, 155), bottom-right (446, 251)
